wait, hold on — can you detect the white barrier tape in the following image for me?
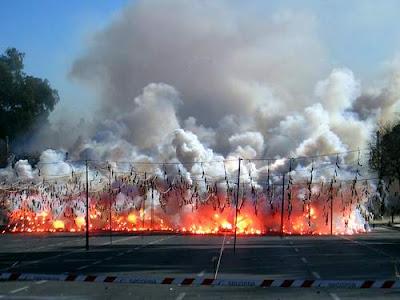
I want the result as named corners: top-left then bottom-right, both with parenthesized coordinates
top-left (0, 272), bottom-right (399, 288)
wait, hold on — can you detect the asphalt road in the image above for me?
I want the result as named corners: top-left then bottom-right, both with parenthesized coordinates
top-left (0, 227), bottom-right (400, 299)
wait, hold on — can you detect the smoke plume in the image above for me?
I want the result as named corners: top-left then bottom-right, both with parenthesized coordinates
top-left (2, 0), bottom-right (400, 230)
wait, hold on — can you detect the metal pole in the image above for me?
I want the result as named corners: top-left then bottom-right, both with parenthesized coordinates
top-left (5, 136), bottom-right (9, 157)
top-left (377, 130), bottom-right (384, 181)
top-left (109, 168), bottom-right (112, 245)
top-left (330, 194), bottom-right (333, 235)
top-left (142, 172), bottom-right (147, 234)
top-left (280, 173), bottom-right (285, 238)
top-left (151, 190), bottom-right (154, 231)
top-left (85, 160), bottom-right (89, 250)
top-left (233, 158), bottom-right (242, 254)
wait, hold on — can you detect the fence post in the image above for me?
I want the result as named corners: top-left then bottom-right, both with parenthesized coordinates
top-left (280, 173), bottom-right (285, 238)
top-left (233, 158), bottom-right (242, 254)
top-left (85, 160), bottom-right (89, 250)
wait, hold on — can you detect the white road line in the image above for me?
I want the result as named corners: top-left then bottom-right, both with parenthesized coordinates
top-left (340, 235), bottom-right (400, 278)
top-left (301, 257), bottom-right (308, 264)
top-left (312, 271), bottom-right (321, 279)
top-left (98, 236), bottom-right (175, 264)
top-left (197, 270), bottom-right (205, 277)
top-left (148, 236), bottom-right (173, 245)
top-left (10, 261), bottom-right (19, 268)
top-left (329, 292), bottom-right (341, 300)
top-left (294, 248), bottom-right (299, 252)
top-left (339, 235), bottom-right (395, 259)
top-left (110, 235), bottom-right (140, 245)
top-left (395, 260), bottom-right (400, 278)
top-left (0, 249), bottom-right (80, 272)
top-left (63, 259), bottom-right (91, 263)
top-left (176, 292), bottom-right (186, 300)
top-left (35, 280), bottom-right (48, 285)
top-left (214, 234), bottom-right (227, 280)
top-left (9, 286), bottom-right (29, 294)
top-left (92, 260), bottom-right (102, 265)
top-left (29, 237), bottom-right (84, 251)
top-left (77, 265), bottom-right (89, 270)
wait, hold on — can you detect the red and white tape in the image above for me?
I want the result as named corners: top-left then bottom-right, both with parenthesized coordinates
top-left (0, 272), bottom-right (399, 288)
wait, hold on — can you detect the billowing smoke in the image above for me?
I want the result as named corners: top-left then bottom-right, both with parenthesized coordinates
top-left (1, 0), bottom-right (400, 232)
top-left (66, 0), bottom-right (398, 163)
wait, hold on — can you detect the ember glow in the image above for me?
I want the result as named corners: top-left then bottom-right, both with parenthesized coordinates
top-left (0, 163), bottom-right (370, 235)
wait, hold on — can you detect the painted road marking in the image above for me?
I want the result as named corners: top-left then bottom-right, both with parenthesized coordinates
top-left (294, 248), bottom-right (299, 252)
top-left (29, 237), bottom-right (84, 251)
top-left (329, 292), bottom-right (341, 300)
top-left (214, 234), bottom-right (227, 280)
top-left (340, 235), bottom-right (396, 259)
top-left (301, 257), bottom-right (308, 264)
top-left (176, 292), bottom-right (186, 300)
top-left (101, 235), bottom-right (139, 246)
top-left (340, 235), bottom-right (400, 278)
top-left (9, 261), bottom-right (19, 268)
top-left (9, 286), bottom-right (29, 294)
top-left (84, 236), bottom-right (175, 268)
top-left (0, 249), bottom-right (80, 272)
top-left (197, 270), bottom-right (205, 277)
top-left (312, 271), bottom-right (321, 279)
top-left (148, 236), bottom-right (173, 245)
top-left (35, 280), bottom-right (48, 285)
top-left (64, 259), bottom-right (93, 263)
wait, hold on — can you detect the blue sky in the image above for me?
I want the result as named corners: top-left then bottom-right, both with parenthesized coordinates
top-left (1, 0), bottom-right (399, 120)
top-left (0, 0), bottom-right (129, 119)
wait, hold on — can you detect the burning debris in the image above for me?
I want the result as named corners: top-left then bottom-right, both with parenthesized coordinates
top-left (2, 1), bottom-right (399, 236)
top-left (0, 150), bottom-right (372, 235)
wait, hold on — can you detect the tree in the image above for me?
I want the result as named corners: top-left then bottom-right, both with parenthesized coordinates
top-left (0, 48), bottom-right (59, 142)
top-left (369, 121), bottom-right (400, 222)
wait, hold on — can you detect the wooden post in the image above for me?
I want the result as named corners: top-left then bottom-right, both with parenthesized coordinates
top-left (280, 173), bottom-right (285, 238)
top-left (233, 158), bottom-right (242, 254)
top-left (85, 160), bottom-right (89, 250)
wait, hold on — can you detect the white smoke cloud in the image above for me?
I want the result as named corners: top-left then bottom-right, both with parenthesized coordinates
top-left (3, 0), bottom-right (400, 205)
top-left (229, 131), bottom-right (264, 157)
top-left (119, 83), bottom-right (181, 151)
top-left (70, 0), bottom-right (326, 129)
top-left (315, 68), bottom-right (361, 114)
top-left (14, 160), bottom-right (34, 180)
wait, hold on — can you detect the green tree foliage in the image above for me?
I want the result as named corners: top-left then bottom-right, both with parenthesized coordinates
top-left (0, 48), bottom-right (59, 141)
top-left (370, 122), bottom-right (400, 181)
top-left (369, 121), bottom-right (400, 219)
